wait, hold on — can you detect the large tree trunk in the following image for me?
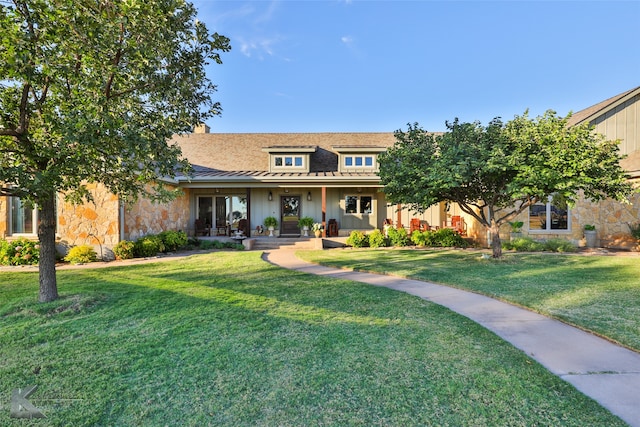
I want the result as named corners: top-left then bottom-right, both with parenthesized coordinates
top-left (38, 192), bottom-right (58, 302)
top-left (490, 220), bottom-right (503, 258)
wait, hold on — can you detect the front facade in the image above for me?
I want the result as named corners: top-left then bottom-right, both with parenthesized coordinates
top-left (1, 87), bottom-right (638, 255)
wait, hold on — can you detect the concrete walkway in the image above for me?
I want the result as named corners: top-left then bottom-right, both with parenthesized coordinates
top-left (263, 248), bottom-right (640, 427)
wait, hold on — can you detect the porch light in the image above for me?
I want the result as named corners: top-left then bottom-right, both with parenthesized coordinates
top-left (268, 191), bottom-right (273, 201)
top-left (307, 191), bottom-right (312, 201)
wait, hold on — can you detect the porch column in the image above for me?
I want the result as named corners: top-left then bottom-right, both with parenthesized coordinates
top-left (321, 186), bottom-right (327, 238)
top-left (246, 188), bottom-right (251, 235)
top-left (396, 203), bottom-right (402, 229)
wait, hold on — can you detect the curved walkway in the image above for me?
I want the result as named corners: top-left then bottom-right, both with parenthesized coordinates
top-left (263, 248), bottom-right (640, 427)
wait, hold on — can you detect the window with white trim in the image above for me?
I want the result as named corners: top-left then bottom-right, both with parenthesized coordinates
top-left (10, 197), bottom-right (39, 235)
top-left (529, 195), bottom-right (570, 231)
top-left (344, 155), bottom-right (375, 169)
top-left (274, 155), bottom-right (304, 168)
top-left (345, 195), bottom-right (373, 214)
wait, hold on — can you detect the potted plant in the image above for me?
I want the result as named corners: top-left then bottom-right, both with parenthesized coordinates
top-left (298, 216), bottom-right (314, 237)
top-left (584, 224), bottom-right (597, 248)
top-left (264, 216), bottom-right (278, 237)
top-left (629, 223), bottom-right (640, 251)
top-left (508, 221), bottom-right (524, 240)
top-left (312, 222), bottom-right (323, 238)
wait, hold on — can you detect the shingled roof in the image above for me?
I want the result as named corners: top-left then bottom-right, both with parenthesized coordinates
top-left (566, 86), bottom-right (640, 127)
top-left (171, 132), bottom-right (397, 182)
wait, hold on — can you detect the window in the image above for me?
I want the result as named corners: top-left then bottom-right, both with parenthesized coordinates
top-left (10, 197), bottom-right (39, 235)
top-left (529, 195), bottom-right (569, 231)
top-left (344, 195), bottom-right (373, 214)
top-left (273, 155), bottom-right (304, 169)
top-left (344, 155), bottom-right (375, 169)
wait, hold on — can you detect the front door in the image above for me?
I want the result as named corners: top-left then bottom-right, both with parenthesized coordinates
top-left (280, 196), bottom-right (300, 236)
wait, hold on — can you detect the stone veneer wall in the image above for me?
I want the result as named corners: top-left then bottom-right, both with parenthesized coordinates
top-left (57, 183), bottom-right (121, 258)
top-left (479, 187), bottom-right (640, 250)
top-left (123, 187), bottom-right (190, 241)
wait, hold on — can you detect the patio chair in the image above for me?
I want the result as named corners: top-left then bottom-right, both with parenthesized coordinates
top-left (195, 219), bottom-right (210, 236)
top-left (215, 220), bottom-right (228, 236)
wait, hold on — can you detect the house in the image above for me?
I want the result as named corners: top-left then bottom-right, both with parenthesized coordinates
top-left (1, 87), bottom-right (638, 255)
top-left (500, 86), bottom-right (640, 249)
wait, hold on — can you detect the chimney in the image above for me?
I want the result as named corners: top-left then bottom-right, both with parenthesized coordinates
top-left (194, 123), bottom-right (210, 134)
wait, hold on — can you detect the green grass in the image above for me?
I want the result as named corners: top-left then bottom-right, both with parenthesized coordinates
top-left (298, 248), bottom-right (640, 351)
top-left (0, 252), bottom-right (626, 426)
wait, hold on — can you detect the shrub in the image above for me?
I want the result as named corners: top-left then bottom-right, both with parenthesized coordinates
top-left (544, 238), bottom-right (577, 253)
top-left (0, 238), bottom-right (40, 266)
top-left (134, 234), bottom-right (165, 258)
top-left (629, 223), bottom-right (640, 240)
top-left (433, 228), bottom-right (469, 247)
top-left (387, 227), bottom-right (410, 247)
top-left (503, 237), bottom-right (545, 252)
top-left (158, 230), bottom-right (188, 252)
top-left (64, 245), bottom-right (98, 264)
top-left (368, 229), bottom-right (388, 248)
top-left (346, 231), bottom-right (368, 248)
top-left (411, 230), bottom-right (436, 247)
top-left (113, 240), bottom-right (135, 260)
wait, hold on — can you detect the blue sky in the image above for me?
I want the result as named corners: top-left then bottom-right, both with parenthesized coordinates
top-left (193, 0), bottom-right (640, 133)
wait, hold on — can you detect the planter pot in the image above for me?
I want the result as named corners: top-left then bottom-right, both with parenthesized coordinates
top-left (510, 232), bottom-right (523, 241)
top-left (268, 226), bottom-right (275, 237)
top-left (584, 230), bottom-right (597, 248)
top-left (302, 226), bottom-right (309, 237)
top-left (314, 230), bottom-right (321, 238)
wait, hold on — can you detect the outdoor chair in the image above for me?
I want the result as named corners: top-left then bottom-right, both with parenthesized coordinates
top-left (195, 219), bottom-right (210, 236)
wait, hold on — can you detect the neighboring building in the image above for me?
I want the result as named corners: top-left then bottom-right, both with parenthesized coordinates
top-left (1, 87), bottom-right (638, 256)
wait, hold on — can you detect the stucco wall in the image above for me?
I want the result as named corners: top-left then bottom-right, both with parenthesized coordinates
top-left (123, 188), bottom-right (190, 241)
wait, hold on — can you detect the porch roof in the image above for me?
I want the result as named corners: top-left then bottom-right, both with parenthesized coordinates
top-left (175, 168), bottom-right (382, 188)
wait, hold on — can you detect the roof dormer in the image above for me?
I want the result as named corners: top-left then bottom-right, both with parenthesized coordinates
top-left (262, 146), bottom-right (317, 173)
top-left (332, 146), bottom-right (386, 173)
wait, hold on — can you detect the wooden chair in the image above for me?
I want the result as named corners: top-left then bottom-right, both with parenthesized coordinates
top-left (237, 219), bottom-right (248, 236)
top-left (410, 218), bottom-right (420, 234)
top-left (451, 215), bottom-right (467, 236)
top-left (327, 219), bottom-right (338, 237)
top-left (215, 220), bottom-right (228, 236)
top-left (195, 219), bottom-right (210, 236)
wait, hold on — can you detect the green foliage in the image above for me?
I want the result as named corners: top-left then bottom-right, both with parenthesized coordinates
top-left (264, 216), bottom-right (278, 228)
top-left (0, 238), bottom-right (40, 266)
top-left (584, 224), bottom-right (596, 231)
top-left (509, 221), bottom-right (524, 232)
top-left (0, 0), bottom-right (230, 300)
top-left (629, 223), bottom-right (640, 240)
top-left (158, 230), bottom-right (188, 252)
top-left (64, 245), bottom-right (97, 264)
top-left (544, 238), bottom-right (578, 253)
top-left (113, 240), bottom-right (135, 260)
top-left (411, 229), bottom-right (469, 248)
top-left (387, 227), bottom-right (410, 247)
top-left (411, 230), bottom-right (437, 247)
top-left (346, 231), bottom-right (369, 248)
top-left (379, 112), bottom-right (635, 258)
top-left (297, 216), bottom-right (314, 228)
top-left (367, 229), bottom-right (388, 248)
top-left (198, 240), bottom-right (244, 251)
top-left (502, 237), bottom-right (577, 253)
top-left (134, 235), bottom-right (165, 258)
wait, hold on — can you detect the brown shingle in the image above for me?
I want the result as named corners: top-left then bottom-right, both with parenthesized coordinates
top-left (172, 132), bottom-right (396, 173)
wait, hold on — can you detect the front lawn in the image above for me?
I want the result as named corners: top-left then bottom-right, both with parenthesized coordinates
top-left (298, 249), bottom-right (640, 351)
top-left (0, 252), bottom-right (626, 426)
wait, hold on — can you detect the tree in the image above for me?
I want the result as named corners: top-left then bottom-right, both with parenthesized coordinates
top-left (0, 0), bottom-right (230, 301)
top-left (378, 111), bottom-right (634, 258)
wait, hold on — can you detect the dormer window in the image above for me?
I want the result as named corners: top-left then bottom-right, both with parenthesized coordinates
top-left (333, 145), bottom-right (386, 173)
top-left (262, 146), bottom-right (316, 173)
